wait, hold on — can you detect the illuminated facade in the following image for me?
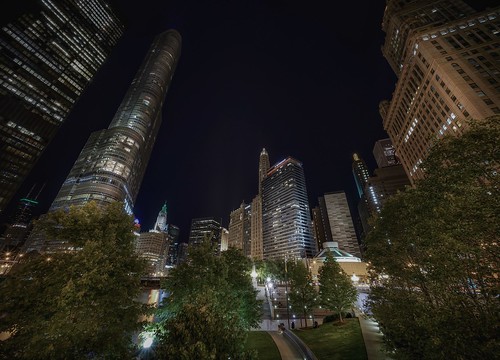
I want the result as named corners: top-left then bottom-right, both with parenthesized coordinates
top-left (262, 157), bottom-right (316, 260)
top-left (49, 30), bottom-right (181, 213)
top-left (188, 217), bottom-right (222, 249)
top-left (372, 138), bottom-right (399, 168)
top-left (380, 0), bottom-right (500, 181)
top-left (352, 153), bottom-right (370, 199)
top-left (318, 191), bottom-right (361, 258)
top-left (0, 0), bottom-right (123, 214)
top-left (228, 202), bottom-right (251, 256)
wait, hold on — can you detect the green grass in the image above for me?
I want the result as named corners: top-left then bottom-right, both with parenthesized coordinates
top-left (245, 331), bottom-right (281, 360)
top-left (293, 318), bottom-right (367, 360)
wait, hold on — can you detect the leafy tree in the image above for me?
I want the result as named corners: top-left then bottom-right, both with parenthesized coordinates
top-left (287, 260), bottom-right (317, 327)
top-left (318, 250), bottom-right (357, 323)
top-left (0, 202), bottom-right (147, 359)
top-left (365, 116), bottom-right (500, 359)
top-left (154, 240), bottom-right (261, 359)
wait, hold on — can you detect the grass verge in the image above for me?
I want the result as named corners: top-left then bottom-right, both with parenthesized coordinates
top-left (245, 331), bottom-right (281, 360)
top-left (293, 318), bottom-right (367, 360)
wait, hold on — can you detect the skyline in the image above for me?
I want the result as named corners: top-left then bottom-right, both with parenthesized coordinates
top-left (2, 0), bottom-right (495, 242)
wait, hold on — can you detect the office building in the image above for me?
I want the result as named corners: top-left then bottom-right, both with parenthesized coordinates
top-left (261, 157), bottom-right (316, 260)
top-left (0, 0), bottom-right (123, 214)
top-left (135, 231), bottom-right (168, 276)
top-left (165, 224), bottom-right (180, 267)
top-left (249, 148), bottom-right (269, 260)
top-left (188, 217), bottom-right (222, 249)
top-left (220, 227), bottom-right (229, 252)
top-left (380, 0), bottom-right (500, 182)
top-left (228, 202), bottom-right (251, 256)
top-left (352, 153), bottom-right (370, 199)
top-left (317, 191), bottom-right (361, 258)
top-left (373, 138), bottom-right (400, 168)
top-left (49, 30), bottom-right (181, 213)
top-left (366, 165), bottom-right (411, 214)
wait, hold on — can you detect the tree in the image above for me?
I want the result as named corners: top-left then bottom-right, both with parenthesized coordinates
top-left (287, 260), bottom-right (317, 327)
top-left (365, 116), bottom-right (500, 359)
top-left (318, 250), bottom-right (357, 323)
top-left (154, 240), bottom-right (261, 359)
top-left (0, 202), bottom-right (147, 359)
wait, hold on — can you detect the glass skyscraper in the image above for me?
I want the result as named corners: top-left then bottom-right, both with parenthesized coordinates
top-left (0, 0), bottom-right (123, 214)
top-left (49, 30), bottom-right (181, 213)
top-left (261, 157), bottom-right (316, 260)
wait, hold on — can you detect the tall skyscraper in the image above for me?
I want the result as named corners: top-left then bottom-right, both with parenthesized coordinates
top-left (318, 191), bottom-right (361, 258)
top-left (0, 0), bottom-right (123, 214)
top-left (188, 217), bottom-right (222, 249)
top-left (380, 0), bottom-right (500, 182)
top-left (228, 201), bottom-right (251, 256)
top-left (249, 148), bottom-right (269, 260)
top-left (352, 153), bottom-right (370, 199)
top-left (49, 30), bottom-right (181, 213)
top-left (366, 165), bottom-right (411, 214)
top-left (262, 157), bottom-right (316, 260)
top-left (258, 148), bottom-right (270, 195)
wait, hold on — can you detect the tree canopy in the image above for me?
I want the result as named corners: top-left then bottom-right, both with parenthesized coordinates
top-left (154, 241), bottom-right (261, 359)
top-left (365, 117), bottom-right (500, 359)
top-left (318, 250), bottom-right (357, 323)
top-left (287, 260), bottom-right (317, 327)
top-left (0, 202), bottom-right (147, 360)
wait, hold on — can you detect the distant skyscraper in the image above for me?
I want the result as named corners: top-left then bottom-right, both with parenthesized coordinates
top-left (318, 191), bottom-right (361, 258)
top-left (165, 224), bottom-right (180, 267)
top-left (258, 148), bottom-right (270, 195)
top-left (228, 202), bottom-right (251, 256)
top-left (380, 0), bottom-right (500, 182)
top-left (373, 138), bottom-right (399, 168)
top-left (188, 217), bottom-right (222, 249)
top-left (49, 30), bottom-right (181, 213)
top-left (352, 153), bottom-right (370, 198)
top-left (366, 165), bottom-right (411, 214)
top-left (0, 0), bottom-right (123, 214)
top-left (220, 227), bottom-right (229, 252)
top-left (262, 157), bottom-right (316, 260)
top-left (135, 204), bottom-right (170, 276)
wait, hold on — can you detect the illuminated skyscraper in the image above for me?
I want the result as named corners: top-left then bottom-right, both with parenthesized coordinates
top-left (249, 148), bottom-right (269, 260)
top-left (188, 217), bottom-right (222, 249)
top-left (380, 0), bottom-right (500, 181)
top-left (0, 0), bottom-right (123, 214)
top-left (50, 30), bottom-right (181, 213)
top-left (352, 153), bottom-right (370, 199)
top-left (318, 191), bottom-right (361, 258)
top-left (262, 157), bottom-right (316, 260)
top-left (228, 201), bottom-right (251, 256)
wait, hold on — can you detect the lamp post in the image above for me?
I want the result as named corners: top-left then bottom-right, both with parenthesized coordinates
top-left (284, 255), bottom-right (290, 329)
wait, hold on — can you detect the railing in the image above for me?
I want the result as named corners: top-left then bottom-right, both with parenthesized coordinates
top-left (283, 329), bottom-right (318, 360)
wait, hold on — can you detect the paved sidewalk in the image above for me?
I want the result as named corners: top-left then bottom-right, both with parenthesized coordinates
top-left (356, 312), bottom-right (392, 360)
top-left (268, 331), bottom-right (303, 360)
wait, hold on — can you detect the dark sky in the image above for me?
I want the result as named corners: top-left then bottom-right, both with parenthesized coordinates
top-left (4, 0), bottom-right (495, 242)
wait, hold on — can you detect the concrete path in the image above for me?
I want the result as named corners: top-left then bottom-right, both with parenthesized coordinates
top-left (268, 331), bottom-right (304, 360)
top-left (356, 311), bottom-right (392, 360)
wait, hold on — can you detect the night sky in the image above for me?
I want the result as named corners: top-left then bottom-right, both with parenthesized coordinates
top-left (3, 0), bottom-right (494, 242)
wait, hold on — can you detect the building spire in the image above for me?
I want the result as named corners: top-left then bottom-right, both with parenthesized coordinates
top-left (258, 148), bottom-right (270, 195)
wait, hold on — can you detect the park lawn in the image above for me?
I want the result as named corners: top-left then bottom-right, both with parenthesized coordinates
top-left (293, 318), bottom-right (367, 360)
top-left (245, 331), bottom-right (281, 360)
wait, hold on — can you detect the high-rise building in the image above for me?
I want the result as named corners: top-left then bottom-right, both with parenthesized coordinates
top-left (258, 148), bottom-right (270, 194)
top-left (366, 165), bottom-right (411, 214)
top-left (0, 0), bottom-right (124, 214)
top-left (373, 138), bottom-right (400, 168)
top-left (49, 30), bottom-right (181, 213)
top-left (220, 227), bottom-right (229, 252)
top-left (380, 0), bottom-right (500, 182)
top-left (165, 224), bottom-right (180, 267)
top-left (188, 217), bottom-right (222, 249)
top-left (228, 202), bottom-right (251, 256)
top-left (262, 157), bottom-right (316, 260)
top-left (318, 191), bottom-right (361, 258)
top-left (352, 153), bottom-right (370, 199)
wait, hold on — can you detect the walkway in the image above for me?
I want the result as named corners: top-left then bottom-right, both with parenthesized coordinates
top-left (356, 310), bottom-right (392, 360)
top-left (268, 331), bottom-right (304, 360)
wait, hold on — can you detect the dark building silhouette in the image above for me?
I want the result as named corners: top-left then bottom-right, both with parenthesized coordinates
top-left (188, 217), bottom-right (222, 249)
top-left (0, 0), bottom-right (123, 214)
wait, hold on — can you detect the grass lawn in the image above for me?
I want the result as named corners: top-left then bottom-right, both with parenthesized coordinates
top-left (293, 318), bottom-right (367, 360)
top-left (245, 331), bottom-right (281, 360)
